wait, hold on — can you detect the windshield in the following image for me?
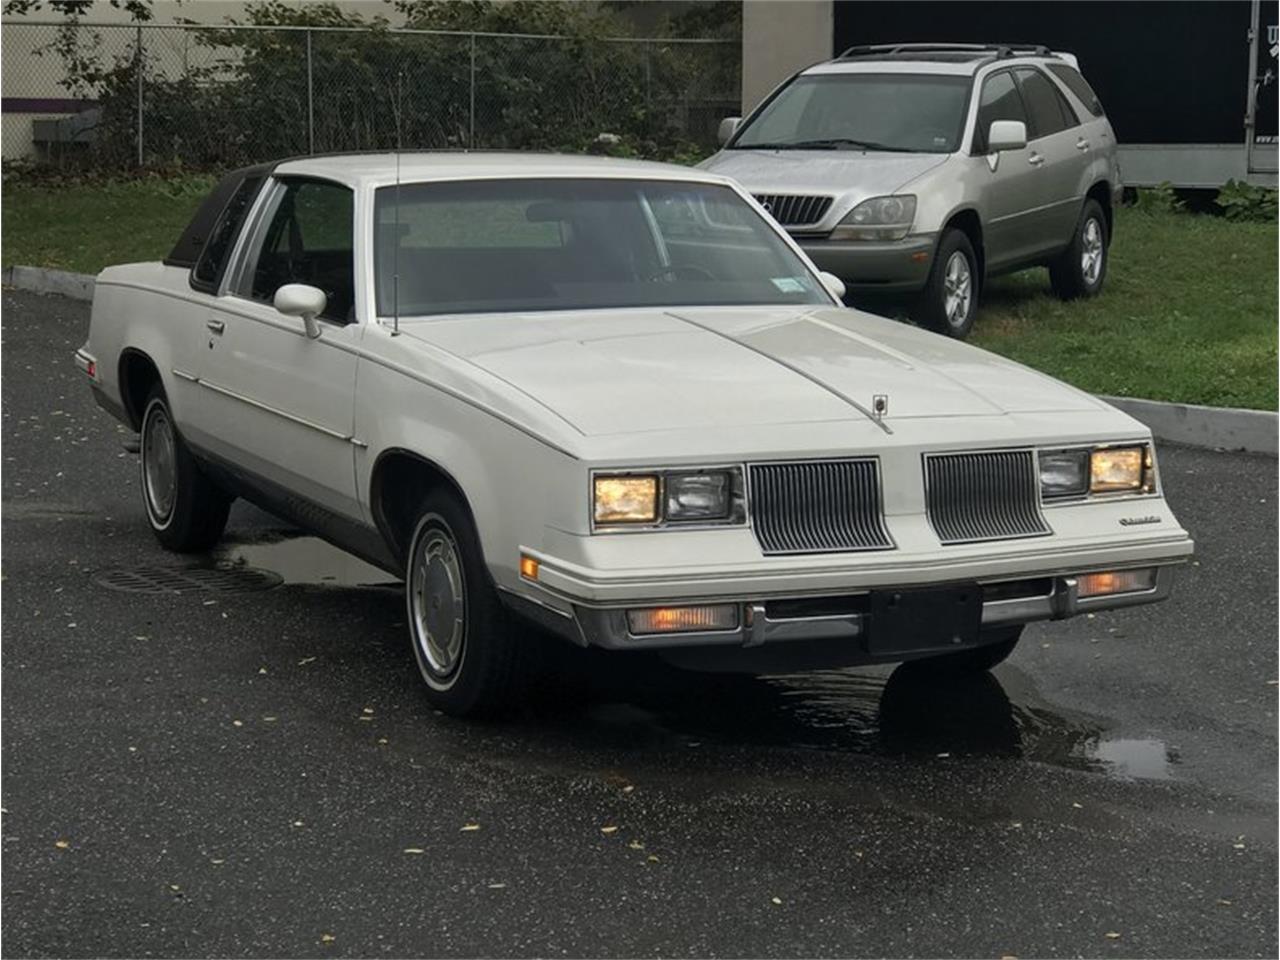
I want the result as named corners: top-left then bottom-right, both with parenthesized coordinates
top-left (374, 178), bottom-right (829, 317)
top-left (733, 73), bottom-right (971, 153)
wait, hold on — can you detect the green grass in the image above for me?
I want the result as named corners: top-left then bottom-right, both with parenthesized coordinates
top-left (2, 180), bottom-right (1275, 409)
top-left (2, 175), bottom-right (213, 276)
top-left (970, 208), bottom-right (1277, 411)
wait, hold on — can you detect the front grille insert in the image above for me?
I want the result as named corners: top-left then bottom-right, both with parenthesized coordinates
top-left (748, 458), bottom-right (893, 555)
top-left (753, 193), bottom-right (834, 227)
top-left (924, 449), bottom-right (1050, 545)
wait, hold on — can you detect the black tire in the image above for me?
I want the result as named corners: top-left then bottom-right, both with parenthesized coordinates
top-left (1049, 198), bottom-right (1108, 300)
top-left (905, 625), bottom-right (1024, 675)
top-left (139, 385), bottom-right (232, 552)
top-left (914, 228), bottom-right (980, 339)
top-left (403, 490), bottom-right (532, 717)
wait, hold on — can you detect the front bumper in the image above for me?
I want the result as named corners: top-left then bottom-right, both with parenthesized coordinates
top-left (564, 563), bottom-right (1177, 652)
top-left (795, 232), bottom-right (936, 293)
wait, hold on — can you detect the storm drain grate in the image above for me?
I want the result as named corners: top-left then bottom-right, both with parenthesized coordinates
top-left (94, 564), bottom-right (283, 595)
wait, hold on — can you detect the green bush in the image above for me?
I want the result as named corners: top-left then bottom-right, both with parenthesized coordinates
top-left (1215, 179), bottom-right (1279, 222)
top-left (1130, 181), bottom-right (1184, 215)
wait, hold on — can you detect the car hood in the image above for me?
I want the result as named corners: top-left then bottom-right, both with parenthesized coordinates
top-left (398, 306), bottom-right (1105, 438)
top-left (701, 149), bottom-right (947, 208)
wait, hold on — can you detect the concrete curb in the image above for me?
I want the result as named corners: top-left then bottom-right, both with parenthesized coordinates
top-left (1102, 395), bottom-right (1277, 456)
top-left (4, 266), bottom-right (1276, 455)
top-left (2, 265), bottom-right (95, 301)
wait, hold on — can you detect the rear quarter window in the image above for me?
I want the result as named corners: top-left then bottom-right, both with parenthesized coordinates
top-left (191, 175), bottom-right (264, 293)
top-left (1047, 63), bottom-right (1105, 118)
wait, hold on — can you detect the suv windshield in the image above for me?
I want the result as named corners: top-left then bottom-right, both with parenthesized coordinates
top-left (733, 73), bottom-right (971, 154)
top-left (374, 178), bottom-right (829, 317)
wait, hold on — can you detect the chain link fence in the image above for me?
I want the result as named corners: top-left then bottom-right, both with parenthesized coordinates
top-left (1, 21), bottom-right (740, 172)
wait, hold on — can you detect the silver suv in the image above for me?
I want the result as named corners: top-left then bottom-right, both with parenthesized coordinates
top-left (702, 43), bottom-right (1122, 338)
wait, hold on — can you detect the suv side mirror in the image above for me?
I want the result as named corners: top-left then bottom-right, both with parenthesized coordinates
top-left (717, 116), bottom-right (742, 146)
top-left (987, 119), bottom-right (1027, 153)
top-left (274, 283), bottom-right (327, 339)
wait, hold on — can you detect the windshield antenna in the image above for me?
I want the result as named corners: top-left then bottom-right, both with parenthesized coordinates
top-left (391, 69), bottom-right (403, 337)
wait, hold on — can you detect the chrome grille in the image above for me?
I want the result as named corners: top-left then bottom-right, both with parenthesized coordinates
top-left (753, 194), bottom-right (833, 227)
top-left (924, 450), bottom-right (1049, 545)
top-left (748, 459), bottom-right (892, 555)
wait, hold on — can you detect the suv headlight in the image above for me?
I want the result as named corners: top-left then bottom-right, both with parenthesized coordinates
top-left (593, 468), bottom-right (744, 529)
top-left (1038, 444), bottom-right (1156, 499)
top-left (829, 195), bottom-right (917, 241)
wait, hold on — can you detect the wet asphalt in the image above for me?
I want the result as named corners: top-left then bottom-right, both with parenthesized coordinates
top-left (1, 289), bottom-right (1276, 958)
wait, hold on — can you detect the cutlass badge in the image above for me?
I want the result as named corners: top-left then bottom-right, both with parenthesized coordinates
top-left (1119, 515), bottom-right (1161, 526)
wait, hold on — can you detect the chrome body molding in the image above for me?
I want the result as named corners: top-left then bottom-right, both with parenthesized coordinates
top-left (173, 367), bottom-right (363, 446)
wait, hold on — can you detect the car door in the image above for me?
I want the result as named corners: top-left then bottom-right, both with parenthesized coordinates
top-left (971, 69), bottom-right (1041, 270)
top-left (189, 176), bottom-right (363, 522)
top-left (1013, 66), bottom-right (1087, 256)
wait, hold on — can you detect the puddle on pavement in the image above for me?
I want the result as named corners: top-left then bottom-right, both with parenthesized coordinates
top-left (215, 534), bottom-right (399, 588)
top-left (549, 659), bottom-right (1179, 783)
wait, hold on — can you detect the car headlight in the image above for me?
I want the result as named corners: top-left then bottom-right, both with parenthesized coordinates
top-left (593, 475), bottom-right (659, 524)
top-left (1039, 449), bottom-right (1090, 499)
top-left (829, 195), bottom-right (917, 241)
top-left (1038, 444), bottom-right (1156, 499)
top-left (1090, 446), bottom-right (1152, 494)
top-left (593, 468), bottom-right (743, 528)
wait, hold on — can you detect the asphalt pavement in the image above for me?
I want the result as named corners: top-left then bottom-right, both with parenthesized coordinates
top-left (2, 289), bottom-right (1276, 958)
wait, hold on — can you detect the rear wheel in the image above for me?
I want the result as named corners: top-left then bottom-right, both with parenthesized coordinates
top-left (1049, 198), bottom-right (1108, 299)
top-left (906, 625), bottom-right (1023, 674)
top-left (915, 228), bottom-right (979, 338)
top-left (404, 491), bottom-right (532, 717)
top-left (139, 385), bottom-right (231, 552)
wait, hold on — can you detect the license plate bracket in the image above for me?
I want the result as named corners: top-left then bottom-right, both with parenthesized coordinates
top-left (867, 583), bottom-right (983, 656)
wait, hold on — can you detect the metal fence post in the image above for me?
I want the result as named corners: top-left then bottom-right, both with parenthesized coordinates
top-left (306, 28), bottom-right (315, 155)
top-left (135, 23), bottom-right (144, 167)
top-left (469, 32), bottom-right (477, 149)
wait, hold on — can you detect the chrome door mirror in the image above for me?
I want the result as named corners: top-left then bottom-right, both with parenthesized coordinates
top-left (987, 119), bottom-right (1027, 153)
top-left (717, 116), bottom-right (742, 146)
top-left (818, 271), bottom-right (846, 301)
top-left (274, 283), bottom-right (327, 339)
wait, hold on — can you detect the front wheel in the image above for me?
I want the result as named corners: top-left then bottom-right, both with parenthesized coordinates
top-left (404, 492), bottom-right (532, 717)
top-left (139, 385), bottom-right (232, 552)
top-left (914, 229), bottom-right (979, 338)
top-left (905, 625), bottom-right (1023, 675)
top-left (1049, 198), bottom-right (1108, 300)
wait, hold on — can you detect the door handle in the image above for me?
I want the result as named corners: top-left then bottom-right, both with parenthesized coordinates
top-left (206, 319), bottom-right (226, 335)
top-left (1028, 152), bottom-right (1045, 166)
top-left (1075, 138), bottom-right (1090, 152)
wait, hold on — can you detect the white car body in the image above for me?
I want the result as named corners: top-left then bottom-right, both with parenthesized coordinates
top-left (78, 153), bottom-right (1192, 687)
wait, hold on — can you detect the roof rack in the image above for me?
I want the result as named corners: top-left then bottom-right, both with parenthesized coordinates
top-left (836, 42), bottom-right (1053, 60)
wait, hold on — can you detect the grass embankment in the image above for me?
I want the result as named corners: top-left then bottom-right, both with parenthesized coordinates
top-left (3, 178), bottom-right (1275, 409)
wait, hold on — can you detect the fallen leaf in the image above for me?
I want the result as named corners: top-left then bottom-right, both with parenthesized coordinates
top-left (232, 720), bottom-right (244, 727)
top-left (461, 823), bottom-right (480, 832)
top-left (362, 707), bottom-right (374, 715)
top-left (600, 825), bottom-right (619, 835)
top-left (1217, 899), bottom-right (1232, 905)
top-left (320, 933), bottom-right (335, 943)
top-left (258, 667), bottom-right (268, 674)
top-left (622, 785), bottom-right (635, 794)
top-left (211, 859), bottom-right (225, 865)
top-left (1071, 802), bottom-right (1083, 809)
top-left (402, 848), bottom-right (425, 855)
top-left (627, 840), bottom-right (645, 850)
top-left (488, 882), bottom-right (506, 889)
top-left (647, 854), bottom-right (660, 863)
top-left (1232, 842), bottom-right (1245, 849)
top-left (1104, 932), bottom-right (1121, 939)
top-left (377, 738), bottom-right (389, 745)
top-left (298, 657), bottom-right (317, 665)
top-left (935, 752), bottom-right (950, 758)
top-left (262, 716), bottom-right (277, 723)
top-left (771, 896), bottom-right (782, 905)
top-left (54, 839), bottom-right (70, 849)
top-left (292, 820), bottom-right (304, 828)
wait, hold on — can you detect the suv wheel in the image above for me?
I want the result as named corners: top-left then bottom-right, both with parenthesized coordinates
top-left (915, 229), bottom-right (978, 338)
top-left (404, 491), bottom-right (532, 717)
top-left (139, 385), bottom-right (232, 552)
top-left (1050, 198), bottom-right (1108, 299)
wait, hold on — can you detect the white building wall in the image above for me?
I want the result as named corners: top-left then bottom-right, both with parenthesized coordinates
top-left (740, 0), bottom-right (832, 115)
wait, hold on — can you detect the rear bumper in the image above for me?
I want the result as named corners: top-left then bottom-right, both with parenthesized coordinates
top-left (795, 232), bottom-right (936, 293)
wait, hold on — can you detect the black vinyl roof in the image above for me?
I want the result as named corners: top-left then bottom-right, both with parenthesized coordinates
top-left (164, 161), bottom-right (276, 269)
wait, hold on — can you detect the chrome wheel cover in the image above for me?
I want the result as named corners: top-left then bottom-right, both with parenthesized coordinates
top-left (408, 520), bottom-right (466, 681)
top-left (1081, 217), bottom-right (1104, 285)
top-left (943, 250), bottom-right (972, 327)
top-left (141, 401), bottom-right (177, 524)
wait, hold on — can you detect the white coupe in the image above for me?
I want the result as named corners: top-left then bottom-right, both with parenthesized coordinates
top-left (78, 153), bottom-right (1193, 716)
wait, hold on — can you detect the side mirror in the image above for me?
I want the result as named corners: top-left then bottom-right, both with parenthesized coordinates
top-left (987, 119), bottom-right (1027, 153)
top-left (274, 283), bottom-right (327, 339)
top-left (717, 116), bottom-right (742, 146)
top-left (818, 271), bottom-right (846, 301)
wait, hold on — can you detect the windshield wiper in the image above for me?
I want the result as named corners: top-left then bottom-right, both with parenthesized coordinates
top-left (740, 138), bottom-right (916, 152)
